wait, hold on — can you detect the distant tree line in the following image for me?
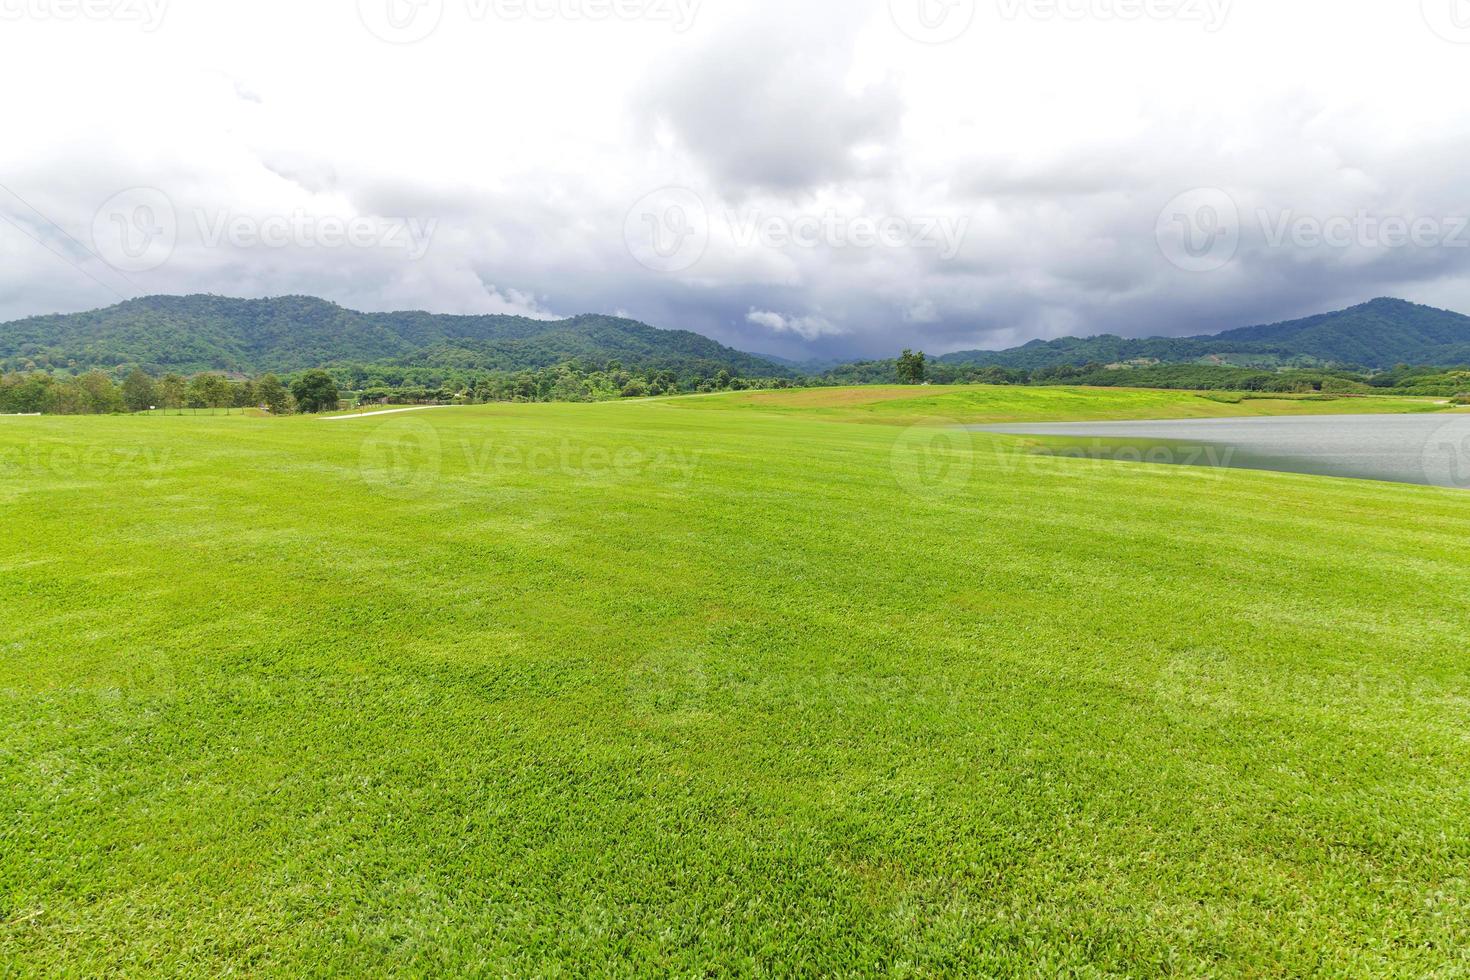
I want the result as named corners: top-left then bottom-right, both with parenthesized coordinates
top-left (0, 360), bottom-right (798, 415)
top-left (825, 355), bottom-right (1470, 398)
top-left (350, 361), bottom-right (804, 406)
top-left (0, 368), bottom-right (331, 415)
top-left (5, 355), bottom-right (1468, 416)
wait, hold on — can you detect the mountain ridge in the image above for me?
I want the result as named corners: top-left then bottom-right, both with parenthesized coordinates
top-left (6, 295), bottom-right (1470, 379)
top-left (0, 294), bottom-right (788, 378)
top-left (939, 298), bottom-right (1470, 371)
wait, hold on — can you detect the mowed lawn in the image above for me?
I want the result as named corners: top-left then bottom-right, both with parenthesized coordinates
top-left (3, 389), bottom-right (1469, 975)
top-left (675, 383), bottom-right (1451, 424)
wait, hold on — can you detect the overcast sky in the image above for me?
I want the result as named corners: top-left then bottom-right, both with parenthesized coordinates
top-left (2, 0), bottom-right (1470, 359)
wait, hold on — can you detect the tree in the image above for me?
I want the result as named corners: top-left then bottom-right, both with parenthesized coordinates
top-left (158, 374), bottom-right (186, 409)
top-left (232, 380), bottom-right (256, 408)
top-left (0, 372), bottom-right (50, 414)
top-left (291, 370), bottom-right (340, 413)
top-left (43, 379), bottom-right (86, 415)
top-left (122, 369), bottom-right (156, 412)
top-left (255, 374), bottom-right (292, 414)
top-left (77, 371), bottom-right (124, 413)
top-left (187, 373), bottom-right (233, 409)
top-left (897, 349), bottom-right (927, 385)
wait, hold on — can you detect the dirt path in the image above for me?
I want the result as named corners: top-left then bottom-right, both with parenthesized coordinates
top-left (322, 406), bottom-right (458, 421)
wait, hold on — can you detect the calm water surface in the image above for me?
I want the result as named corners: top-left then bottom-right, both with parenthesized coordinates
top-left (972, 413), bottom-right (1470, 488)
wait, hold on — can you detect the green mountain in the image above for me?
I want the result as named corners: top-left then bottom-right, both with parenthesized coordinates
top-left (0, 295), bottom-right (786, 378)
top-left (941, 299), bottom-right (1470, 370)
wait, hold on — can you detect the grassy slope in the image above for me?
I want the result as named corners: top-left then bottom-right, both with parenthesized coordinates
top-left (669, 384), bottom-right (1450, 424)
top-left (2, 398), bottom-right (1469, 975)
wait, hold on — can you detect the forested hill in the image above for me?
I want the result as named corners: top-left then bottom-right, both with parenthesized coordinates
top-left (940, 298), bottom-right (1470, 370)
top-left (0, 295), bottom-right (787, 377)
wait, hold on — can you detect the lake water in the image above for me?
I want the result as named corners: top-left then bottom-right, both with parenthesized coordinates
top-left (972, 413), bottom-right (1470, 489)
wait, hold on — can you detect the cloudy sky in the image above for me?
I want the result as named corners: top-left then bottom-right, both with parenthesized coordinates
top-left (2, 0), bottom-right (1469, 359)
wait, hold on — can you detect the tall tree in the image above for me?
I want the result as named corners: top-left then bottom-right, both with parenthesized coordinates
top-left (255, 374), bottom-right (292, 414)
top-left (187, 374), bottom-right (233, 409)
top-left (897, 349), bottom-right (927, 385)
top-left (291, 370), bottom-right (341, 413)
top-left (122, 369), bottom-right (156, 412)
top-left (76, 371), bottom-right (124, 413)
top-left (157, 374), bottom-right (186, 409)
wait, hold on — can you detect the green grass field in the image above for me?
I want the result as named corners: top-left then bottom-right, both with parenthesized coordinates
top-left (3, 387), bottom-right (1469, 975)
top-left (675, 384), bottom-right (1452, 424)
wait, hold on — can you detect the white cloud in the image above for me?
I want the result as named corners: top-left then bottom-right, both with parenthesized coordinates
top-left (747, 309), bottom-right (845, 340)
